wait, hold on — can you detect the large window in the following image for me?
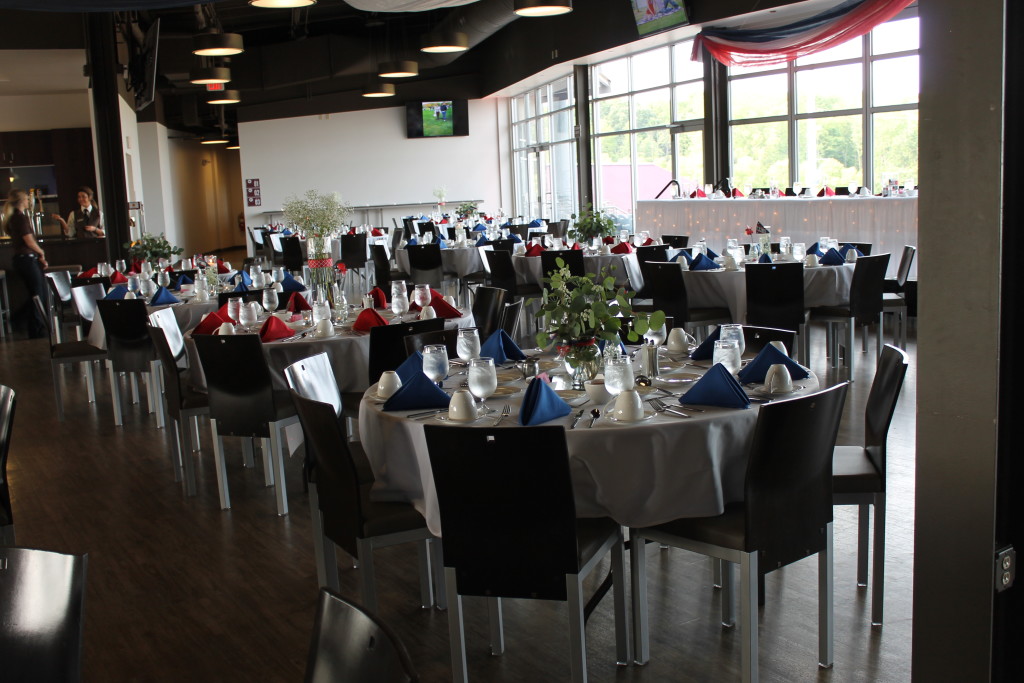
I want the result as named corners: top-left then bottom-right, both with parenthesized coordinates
top-left (728, 12), bottom-right (919, 191)
top-left (511, 77), bottom-right (577, 222)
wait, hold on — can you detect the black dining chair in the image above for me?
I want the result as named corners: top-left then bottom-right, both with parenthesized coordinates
top-left (371, 244), bottom-right (410, 293)
top-left (45, 269), bottom-right (81, 341)
top-left (34, 296), bottom-right (105, 422)
top-left (743, 242), bottom-right (781, 255)
top-left (97, 299), bottom-right (161, 427)
top-left (882, 245), bottom-right (916, 348)
top-left (661, 234), bottom-right (689, 248)
top-left (839, 241), bottom-right (873, 255)
top-left (644, 262), bottom-right (732, 339)
top-left (194, 334), bottom-right (299, 515)
top-left (0, 547), bottom-right (88, 683)
top-left (487, 238), bottom-right (517, 253)
top-left (741, 325), bottom-right (797, 357)
top-left (484, 250), bottom-right (542, 300)
top-left (405, 243), bottom-right (448, 291)
top-left (402, 328), bottom-right (459, 358)
top-left (282, 235), bottom-right (305, 272)
top-left (498, 297), bottom-right (524, 340)
top-left (541, 249), bottom-right (585, 279)
top-left (471, 286), bottom-right (508, 341)
top-left (0, 385), bottom-right (15, 545)
top-left (368, 318), bottom-right (445, 385)
top-left (217, 290), bottom-right (264, 308)
top-left (304, 588), bottom-right (420, 683)
top-left (69, 282), bottom-right (106, 337)
top-left (634, 245), bottom-right (670, 299)
top-left (630, 383), bottom-right (849, 682)
top-left (340, 234), bottom-right (370, 289)
top-left (424, 425), bottom-right (630, 683)
top-left (833, 344), bottom-right (909, 626)
top-left (744, 262), bottom-right (809, 365)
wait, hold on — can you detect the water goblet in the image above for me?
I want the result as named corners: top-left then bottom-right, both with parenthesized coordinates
top-left (391, 290), bottom-right (410, 322)
top-left (238, 302), bottom-right (258, 332)
top-left (140, 261), bottom-right (153, 278)
top-left (603, 355), bottom-right (635, 399)
top-left (467, 357), bottom-right (497, 413)
top-left (390, 280), bottom-right (407, 301)
top-left (412, 284), bottom-right (432, 310)
top-left (126, 275), bottom-right (140, 293)
top-left (713, 339), bottom-right (742, 374)
top-left (456, 328), bottom-right (481, 362)
top-left (719, 323), bottom-right (745, 357)
top-left (115, 259), bottom-right (126, 274)
top-left (262, 288), bottom-right (279, 313)
top-left (157, 271), bottom-right (171, 288)
top-left (792, 242), bottom-right (806, 261)
top-left (422, 344), bottom-right (449, 389)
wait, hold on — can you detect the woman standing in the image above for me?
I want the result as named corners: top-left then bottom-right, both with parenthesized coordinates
top-left (3, 189), bottom-right (48, 338)
top-left (52, 186), bottom-right (105, 238)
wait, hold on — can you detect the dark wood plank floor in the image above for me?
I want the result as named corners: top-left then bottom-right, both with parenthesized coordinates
top-left (0, 321), bottom-right (915, 682)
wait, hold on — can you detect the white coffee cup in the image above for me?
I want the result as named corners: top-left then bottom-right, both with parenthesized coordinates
top-left (769, 340), bottom-right (789, 356)
top-left (314, 318), bottom-right (334, 338)
top-left (845, 249), bottom-right (859, 263)
top-left (667, 328), bottom-right (694, 353)
top-left (764, 364), bottom-right (794, 394)
top-left (723, 254), bottom-right (738, 271)
top-left (600, 244), bottom-right (612, 254)
top-left (447, 389), bottom-right (478, 422)
top-left (123, 291), bottom-right (136, 300)
top-left (273, 282), bottom-right (284, 293)
top-left (804, 254), bottom-right (818, 268)
top-left (614, 389), bottom-right (644, 421)
top-left (584, 379), bottom-right (613, 405)
top-left (444, 295), bottom-right (457, 307)
top-left (420, 305), bottom-right (437, 319)
top-left (217, 322), bottom-right (236, 335)
top-left (376, 370), bottom-right (402, 399)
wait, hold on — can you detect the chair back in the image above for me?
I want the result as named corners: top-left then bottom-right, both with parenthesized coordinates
top-left (742, 326), bottom-right (796, 356)
top-left (499, 298), bottom-right (524, 339)
top-left (70, 283), bottom-right (105, 323)
top-left (743, 383), bottom-right (848, 570)
top-left (148, 307), bottom-right (186, 362)
top-left (541, 249), bottom-right (584, 278)
top-left (284, 352), bottom-right (344, 417)
top-left (340, 234), bottom-right (369, 270)
top-left (849, 253), bottom-right (891, 324)
top-left (403, 328), bottom-right (459, 358)
top-left (423, 425), bottom-right (581, 600)
top-left (169, 270), bottom-right (198, 289)
top-left (894, 245), bottom-right (916, 287)
top-left (148, 327), bottom-right (187, 421)
top-left (194, 335), bottom-right (276, 437)
top-left (0, 385), bottom-right (15, 529)
top-left (371, 245), bottom-right (394, 291)
top-left (405, 244), bottom-right (443, 289)
top-left (471, 286), bottom-right (508, 340)
top-left (282, 236), bottom-right (305, 271)
top-left (33, 296), bottom-right (59, 351)
top-left (484, 250), bottom-right (517, 293)
top-left (401, 217), bottom-right (416, 236)
top-left (269, 233), bottom-right (284, 253)
top-left (644, 262), bottom-right (691, 325)
top-left (662, 234), bottom-right (689, 248)
top-left (46, 270), bottom-right (73, 303)
top-left (390, 227), bottom-right (404, 255)
top-left (368, 318), bottom-right (445, 385)
top-left (0, 547), bottom-right (88, 683)
top-left (304, 587), bottom-right (419, 683)
top-left (97, 299), bottom-right (155, 372)
top-left (488, 239), bottom-right (516, 253)
top-left (549, 219), bottom-right (569, 238)
top-left (745, 262), bottom-right (806, 332)
top-left (635, 245), bottom-right (670, 296)
top-left (509, 224), bottom-right (531, 240)
top-left (249, 226), bottom-right (265, 246)
top-left (418, 221), bottom-right (437, 239)
top-left (72, 276), bottom-right (111, 290)
top-left (863, 345), bottom-right (909, 477)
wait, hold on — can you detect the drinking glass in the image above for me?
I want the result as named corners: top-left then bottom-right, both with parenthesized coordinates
top-left (140, 262), bottom-right (153, 278)
top-left (115, 259), bottom-right (126, 273)
top-left (273, 267), bottom-right (286, 283)
top-left (157, 271), bottom-right (171, 288)
top-left (126, 275), bottom-right (140, 293)
top-left (640, 230), bottom-right (651, 244)
top-left (467, 357), bottom-right (497, 409)
top-left (422, 344), bottom-right (449, 388)
top-left (140, 278), bottom-right (157, 298)
top-left (391, 290), bottom-right (410, 321)
top-left (603, 355), bottom-right (635, 398)
top-left (619, 229), bottom-right (629, 243)
top-left (312, 299), bottom-right (331, 325)
top-left (413, 284), bottom-right (432, 310)
top-left (182, 258), bottom-right (193, 271)
top-left (390, 280), bottom-right (407, 301)
top-left (792, 243), bottom-right (806, 261)
top-left (713, 339), bottom-right (742, 374)
top-left (719, 323), bottom-right (745, 357)
top-left (227, 298), bottom-right (241, 323)
top-left (238, 302), bottom-right (257, 331)
top-left (262, 288), bottom-right (279, 313)
top-left (456, 328), bottom-right (481, 362)
top-left (779, 236), bottom-right (792, 259)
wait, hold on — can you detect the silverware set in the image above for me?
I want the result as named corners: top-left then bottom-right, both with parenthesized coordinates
top-left (493, 404), bottom-right (511, 426)
top-left (649, 397), bottom-right (690, 418)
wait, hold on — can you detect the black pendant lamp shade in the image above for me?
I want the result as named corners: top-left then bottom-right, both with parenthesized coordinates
top-left (206, 89), bottom-right (241, 105)
top-left (193, 32), bottom-right (244, 57)
top-left (189, 66), bottom-right (231, 85)
top-left (379, 60), bottom-right (419, 78)
top-left (362, 80), bottom-right (396, 98)
top-left (420, 31), bottom-right (469, 53)
top-left (514, 0), bottom-right (573, 17)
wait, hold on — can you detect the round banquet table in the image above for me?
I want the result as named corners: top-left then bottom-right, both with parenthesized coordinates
top-left (512, 252), bottom-right (641, 288)
top-left (395, 245), bottom-right (485, 278)
top-left (87, 298), bottom-right (218, 350)
top-left (358, 357), bottom-right (820, 536)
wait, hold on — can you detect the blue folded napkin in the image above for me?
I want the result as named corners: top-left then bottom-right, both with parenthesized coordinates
top-left (705, 247), bottom-right (720, 259)
top-left (528, 219), bottom-right (543, 227)
top-left (150, 286), bottom-right (180, 306)
top-left (382, 370), bottom-right (450, 411)
top-left (406, 237), bottom-right (418, 246)
top-left (681, 363), bottom-right (750, 409)
top-left (501, 221), bottom-right (512, 228)
top-left (736, 344), bottom-right (810, 384)
top-left (807, 242), bottom-right (824, 257)
top-left (233, 282), bottom-right (249, 293)
top-left (420, 214), bottom-right (429, 221)
top-left (240, 270), bottom-right (253, 286)
top-left (839, 243), bottom-right (864, 259)
top-left (690, 326), bottom-right (721, 360)
top-left (690, 253), bottom-right (719, 271)
top-left (819, 248), bottom-right (845, 266)
top-left (480, 329), bottom-right (526, 365)
top-left (280, 272), bottom-right (306, 292)
top-left (473, 224), bottom-right (487, 232)
top-left (758, 252), bottom-right (773, 263)
top-left (510, 234), bottom-right (523, 243)
top-left (103, 285), bottom-right (129, 300)
top-left (282, 229), bottom-right (293, 236)
top-left (394, 351), bottom-right (423, 384)
top-left (475, 234), bottom-right (488, 247)
top-left (518, 377), bottom-right (572, 426)
top-left (438, 238), bottom-right (448, 250)
top-left (671, 250), bottom-right (693, 264)
top-left (178, 274), bottom-right (194, 285)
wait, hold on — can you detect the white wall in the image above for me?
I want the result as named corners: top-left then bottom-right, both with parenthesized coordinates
top-left (237, 98), bottom-right (510, 229)
top-left (118, 95), bottom-right (144, 214)
top-left (166, 138), bottom-right (243, 256)
top-left (137, 121), bottom-right (179, 246)
top-left (0, 93), bottom-right (91, 131)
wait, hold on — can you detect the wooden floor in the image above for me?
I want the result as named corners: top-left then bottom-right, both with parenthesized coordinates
top-left (0, 320), bottom-right (915, 682)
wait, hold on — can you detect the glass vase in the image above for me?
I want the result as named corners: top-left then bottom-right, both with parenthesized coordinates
top-left (558, 337), bottom-right (601, 390)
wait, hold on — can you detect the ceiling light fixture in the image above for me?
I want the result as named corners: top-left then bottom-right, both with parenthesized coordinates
top-left (249, 0), bottom-right (316, 7)
top-left (201, 137), bottom-right (229, 145)
top-left (206, 89), bottom-right (241, 105)
top-left (189, 66), bottom-right (231, 85)
top-left (379, 60), bottom-right (419, 78)
top-left (226, 141), bottom-right (240, 150)
top-left (514, 0), bottom-right (573, 16)
top-left (193, 32), bottom-right (244, 57)
top-left (361, 80), bottom-right (396, 98)
top-left (420, 31), bottom-right (469, 54)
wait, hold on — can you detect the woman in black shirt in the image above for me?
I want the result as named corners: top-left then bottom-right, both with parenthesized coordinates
top-left (52, 186), bottom-right (105, 238)
top-left (3, 189), bottom-right (49, 338)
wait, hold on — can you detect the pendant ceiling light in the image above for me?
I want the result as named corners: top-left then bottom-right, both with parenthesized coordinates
top-left (189, 66), bottom-right (231, 85)
top-left (206, 89), bottom-right (241, 105)
top-left (249, 0), bottom-right (316, 7)
top-left (514, 0), bottom-right (572, 17)
top-left (379, 60), bottom-right (419, 78)
top-left (420, 31), bottom-right (469, 54)
top-left (193, 32), bottom-right (244, 57)
top-left (201, 136), bottom-right (229, 145)
top-left (226, 140), bottom-right (240, 150)
top-left (362, 81), bottom-right (396, 98)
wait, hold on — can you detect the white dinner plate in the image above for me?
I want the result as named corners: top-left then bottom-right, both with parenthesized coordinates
top-left (654, 372), bottom-right (702, 384)
top-left (606, 406), bottom-right (657, 423)
top-left (749, 383), bottom-right (806, 397)
top-left (491, 385), bottom-right (523, 397)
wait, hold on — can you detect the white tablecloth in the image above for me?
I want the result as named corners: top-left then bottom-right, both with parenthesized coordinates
top-left (512, 253), bottom-right (640, 288)
top-left (636, 197), bottom-right (917, 279)
top-left (396, 246), bottom-right (485, 278)
top-left (88, 299), bottom-right (218, 350)
top-left (359, 362), bottom-right (819, 535)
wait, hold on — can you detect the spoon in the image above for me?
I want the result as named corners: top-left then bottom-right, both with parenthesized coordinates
top-left (635, 375), bottom-right (653, 387)
top-left (588, 408), bottom-right (601, 428)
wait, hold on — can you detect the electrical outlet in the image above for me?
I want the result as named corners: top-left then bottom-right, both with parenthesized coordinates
top-left (995, 546), bottom-right (1015, 592)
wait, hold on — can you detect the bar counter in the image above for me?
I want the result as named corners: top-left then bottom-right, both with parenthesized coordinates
top-left (0, 236), bottom-right (109, 317)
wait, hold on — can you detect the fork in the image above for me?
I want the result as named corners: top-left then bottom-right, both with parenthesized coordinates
top-left (650, 398), bottom-right (690, 418)
top-left (493, 404), bottom-right (511, 426)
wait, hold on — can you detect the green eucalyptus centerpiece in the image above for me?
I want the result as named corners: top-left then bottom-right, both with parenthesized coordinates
top-left (535, 258), bottom-right (666, 389)
top-left (568, 203), bottom-right (617, 245)
top-left (124, 232), bottom-right (184, 263)
top-left (282, 189), bottom-right (352, 296)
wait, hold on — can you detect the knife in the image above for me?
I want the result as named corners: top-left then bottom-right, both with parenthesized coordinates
top-left (408, 408), bottom-right (445, 419)
top-left (569, 409), bottom-right (585, 429)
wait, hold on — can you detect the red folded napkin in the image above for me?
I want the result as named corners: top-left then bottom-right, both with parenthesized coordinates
top-left (215, 303), bottom-right (238, 323)
top-left (524, 244), bottom-right (546, 257)
top-left (368, 287), bottom-right (388, 308)
top-left (571, 242), bottom-right (582, 250)
top-left (428, 294), bottom-right (461, 319)
top-left (817, 186), bottom-right (836, 197)
top-left (689, 188), bottom-right (707, 198)
top-left (610, 242), bottom-right (634, 254)
top-left (408, 288), bottom-right (446, 311)
top-left (77, 267), bottom-right (98, 279)
top-left (642, 237), bottom-right (655, 246)
top-left (732, 188), bottom-right (745, 198)
top-left (130, 259), bottom-right (144, 273)
top-left (110, 271), bottom-right (128, 284)
top-left (165, 265), bottom-right (175, 273)
top-left (348, 228), bottom-right (357, 235)
top-left (193, 311), bottom-right (230, 336)
top-left (217, 259), bottom-right (230, 274)
top-left (371, 228), bottom-right (383, 236)
top-left (289, 313), bottom-right (304, 323)
top-left (602, 236), bottom-right (616, 245)
top-left (259, 315), bottom-right (293, 343)
top-left (440, 218), bottom-right (449, 224)
top-left (336, 262), bottom-right (348, 274)
top-left (287, 291), bottom-right (311, 313)
top-left (352, 308), bottom-right (388, 332)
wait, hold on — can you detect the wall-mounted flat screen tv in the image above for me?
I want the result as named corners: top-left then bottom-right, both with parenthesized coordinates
top-left (406, 100), bottom-right (469, 138)
top-left (631, 0), bottom-right (691, 37)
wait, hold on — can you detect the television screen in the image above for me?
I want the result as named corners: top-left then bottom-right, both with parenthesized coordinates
top-left (631, 0), bottom-right (690, 37)
top-left (406, 100), bottom-right (469, 138)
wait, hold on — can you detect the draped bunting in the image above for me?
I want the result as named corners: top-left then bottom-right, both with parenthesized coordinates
top-left (691, 0), bottom-right (916, 68)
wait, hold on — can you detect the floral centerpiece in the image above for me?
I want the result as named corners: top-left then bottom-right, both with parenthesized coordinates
top-left (124, 232), bottom-right (184, 264)
top-left (535, 259), bottom-right (666, 389)
top-left (456, 202), bottom-right (478, 221)
top-left (282, 189), bottom-right (352, 298)
top-left (568, 203), bottom-right (617, 244)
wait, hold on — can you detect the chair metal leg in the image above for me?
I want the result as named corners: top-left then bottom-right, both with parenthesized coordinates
top-left (712, 557), bottom-right (723, 588)
top-left (872, 494), bottom-right (886, 626)
top-left (846, 317), bottom-right (855, 380)
top-left (261, 437), bottom-right (275, 487)
top-left (108, 363), bottom-right (123, 426)
top-left (417, 539), bottom-right (435, 609)
top-left (241, 438), bottom-right (256, 468)
top-left (611, 528), bottom-right (631, 666)
top-left (308, 483), bottom-right (340, 591)
top-left (210, 420), bottom-right (231, 509)
top-left (270, 424), bottom-right (288, 515)
top-left (740, 552), bottom-right (759, 683)
top-left (566, 575), bottom-right (587, 683)
top-left (357, 537), bottom-right (377, 614)
top-left (430, 538), bottom-right (447, 610)
top-left (150, 362), bottom-right (165, 428)
top-left (130, 372), bottom-right (140, 405)
top-left (444, 568), bottom-right (468, 683)
top-left (819, 521), bottom-right (835, 668)
top-left (191, 416), bottom-right (201, 452)
top-left (169, 418), bottom-right (184, 484)
top-left (722, 561), bottom-right (736, 628)
top-left (629, 529), bottom-right (650, 665)
top-left (180, 418), bottom-right (197, 496)
top-left (487, 597), bottom-right (505, 656)
top-left (51, 361), bottom-right (65, 421)
top-left (857, 504), bottom-right (870, 586)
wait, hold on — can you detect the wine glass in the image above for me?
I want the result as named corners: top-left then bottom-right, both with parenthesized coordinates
top-left (126, 275), bottom-right (140, 293)
top-left (412, 284), bottom-right (432, 310)
top-left (238, 301), bottom-right (258, 331)
top-left (140, 261), bottom-right (153, 278)
top-left (157, 271), bottom-right (171, 288)
top-left (115, 259), bottom-right (126, 274)
top-left (467, 357), bottom-right (497, 413)
top-left (456, 328), bottom-right (481, 362)
top-left (719, 324), bottom-right (745, 357)
top-left (391, 289), bottom-right (410, 322)
top-left (422, 344), bottom-right (449, 389)
top-left (713, 339), bottom-right (742, 374)
top-left (140, 278), bottom-right (157, 298)
top-left (262, 288), bottom-right (279, 314)
top-left (603, 355), bottom-right (635, 399)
